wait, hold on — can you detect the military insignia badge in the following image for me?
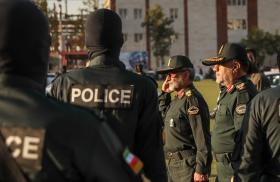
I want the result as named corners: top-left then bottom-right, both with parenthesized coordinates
top-left (236, 83), bottom-right (246, 91)
top-left (187, 106), bottom-right (199, 115)
top-left (218, 44), bottom-right (225, 54)
top-left (169, 118), bottom-right (175, 127)
top-left (185, 90), bottom-right (192, 97)
top-left (235, 104), bottom-right (246, 114)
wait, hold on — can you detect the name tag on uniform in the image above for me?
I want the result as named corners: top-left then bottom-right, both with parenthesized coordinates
top-left (1, 127), bottom-right (45, 172)
top-left (70, 85), bottom-right (134, 109)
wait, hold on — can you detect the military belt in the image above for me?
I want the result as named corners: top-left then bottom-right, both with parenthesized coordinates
top-left (166, 150), bottom-right (195, 160)
top-left (214, 152), bottom-right (232, 164)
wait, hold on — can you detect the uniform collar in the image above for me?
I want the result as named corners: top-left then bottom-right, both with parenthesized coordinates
top-left (175, 83), bottom-right (195, 99)
top-left (0, 74), bottom-right (44, 93)
top-left (226, 76), bottom-right (248, 93)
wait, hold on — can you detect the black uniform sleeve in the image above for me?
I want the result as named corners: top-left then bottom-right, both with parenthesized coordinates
top-left (47, 75), bottom-right (72, 102)
top-left (47, 113), bottom-right (135, 182)
top-left (186, 95), bottom-right (211, 175)
top-left (235, 97), bottom-right (263, 181)
top-left (135, 83), bottom-right (167, 182)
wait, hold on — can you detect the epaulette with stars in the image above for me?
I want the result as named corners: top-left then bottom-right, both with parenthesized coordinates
top-left (185, 90), bottom-right (192, 97)
top-left (236, 82), bottom-right (246, 91)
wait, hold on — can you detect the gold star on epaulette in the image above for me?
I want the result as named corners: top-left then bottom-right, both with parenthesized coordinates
top-left (185, 90), bottom-right (192, 97)
top-left (236, 83), bottom-right (246, 91)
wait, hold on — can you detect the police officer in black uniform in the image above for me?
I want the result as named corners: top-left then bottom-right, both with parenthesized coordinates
top-left (49, 9), bottom-right (167, 182)
top-left (232, 51), bottom-right (280, 182)
top-left (0, 1), bottom-right (141, 181)
top-left (158, 55), bottom-right (212, 182)
top-left (202, 43), bottom-right (257, 182)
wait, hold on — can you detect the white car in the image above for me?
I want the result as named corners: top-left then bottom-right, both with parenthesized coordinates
top-left (264, 69), bottom-right (280, 88)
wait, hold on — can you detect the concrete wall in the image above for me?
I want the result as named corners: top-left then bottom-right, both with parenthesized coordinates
top-left (188, 0), bottom-right (217, 69)
top-left (258, 0), bottom-right (280, 33)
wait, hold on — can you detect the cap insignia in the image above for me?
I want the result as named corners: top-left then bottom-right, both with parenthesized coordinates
top-left (218, 44), bottom-right (225, 54)
top-left (187, 106), bottom-right (200, 115)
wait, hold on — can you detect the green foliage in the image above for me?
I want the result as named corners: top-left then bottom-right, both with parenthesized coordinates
top-left (142, 4), bottom-right (177, 66)
top-left (33, 0), bottom-right (48, 16)
top-left (241, 29), bottom-right (280, 65)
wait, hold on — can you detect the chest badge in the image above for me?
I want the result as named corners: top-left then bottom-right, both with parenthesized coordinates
top-left (169, 118), bottom-right (175, 127)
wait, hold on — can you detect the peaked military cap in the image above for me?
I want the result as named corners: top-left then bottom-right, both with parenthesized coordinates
top-left (157, 55), bottom-right (193, 74)
top-left (202, 43), bottom-right (249, 66)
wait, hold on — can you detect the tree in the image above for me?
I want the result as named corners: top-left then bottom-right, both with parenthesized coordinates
top-left (142, 4), bottom-right (177, 67)
top-left (241, 28), bottom-right (280, 66)
top-left (33, 0), bottom-right (48, 16)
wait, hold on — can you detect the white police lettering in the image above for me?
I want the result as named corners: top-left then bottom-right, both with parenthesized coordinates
top-left (22, 136), bottom-right (40, 160)
top-left (70, 85), bottom-right (134, 109)
top-left (94, 88), bottom-right (103, 103)
top-left (6, 136), bottom-right (40, 160)
top-left (71, 88), bottom-right (81, 102)
top-left (6, 136), bottom-right (21, 158)
top-left (121, 90), bottom-right (132, 104)
top-left (82, 88), bottom-right (94, 102)
top-left (1, 127), bottom-right (45, 171)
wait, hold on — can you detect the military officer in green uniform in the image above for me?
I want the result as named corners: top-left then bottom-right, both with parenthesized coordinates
top-left (158, 55), bottom-right (212, 182)
top-left (202, 43), bottom-right (258, 182)
top-left (232, 51), bottom-right (280, 182)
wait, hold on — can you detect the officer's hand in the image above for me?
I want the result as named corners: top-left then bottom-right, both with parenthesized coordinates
top-left (162, 75), bottom-right (172, 93)
top-left (231, 176), bottom-right (234, 182)
top-left (141, 174), bottom-right (151, 182)
top-left (194, 172), bottom-right (208, 182)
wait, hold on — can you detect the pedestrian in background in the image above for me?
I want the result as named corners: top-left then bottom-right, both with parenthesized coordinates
top-left (246, 48), bottom-right (270, 92)
top-left (49, 9), bottom-right (167, 182)
top-left (158, 55), bottom-right (212, 182)
top-left (202, 43), bottom-right (257, 182)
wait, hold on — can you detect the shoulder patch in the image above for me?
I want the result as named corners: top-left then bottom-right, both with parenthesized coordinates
top-left (236, 83), bottom-right (246, 91)
top-left (185, 90), bottom-right (192, 97)
top-left (187, 106), bottom-right (199, 115)
top-left (235, 104), bottom-right (246, 115)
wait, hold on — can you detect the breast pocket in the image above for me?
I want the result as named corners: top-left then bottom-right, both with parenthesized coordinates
top-left (215, 104), bottom-right (233, 129)
top-left (179, 115), bottom-right (191, 134)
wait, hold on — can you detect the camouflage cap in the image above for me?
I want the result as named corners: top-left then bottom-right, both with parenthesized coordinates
top-left (202, 43), bottom-right (249, 66)
top-left (157, 55), bottom-right (193, 74)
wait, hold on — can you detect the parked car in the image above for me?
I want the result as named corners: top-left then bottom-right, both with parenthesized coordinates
top-left (264, 69), bottom-right (280, 88)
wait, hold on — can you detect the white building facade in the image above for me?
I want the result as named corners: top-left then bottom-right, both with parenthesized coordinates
top-left (106, 0), bottom-right (280, 70)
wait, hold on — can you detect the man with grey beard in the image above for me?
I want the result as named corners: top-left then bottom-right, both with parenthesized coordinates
top-left (158, 55), bottom-right (212, 182)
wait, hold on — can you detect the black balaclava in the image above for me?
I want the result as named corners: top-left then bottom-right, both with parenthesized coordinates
top-left (0, 0), bottom-right (50, 89)
top-left (85, 9), bottom-right (124, 63)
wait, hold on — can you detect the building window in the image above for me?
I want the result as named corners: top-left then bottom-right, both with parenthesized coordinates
top-left (228, 19), bottom-right (247, 30)
top-left (227, 0), bottom-right (246, 6)
top-left (134, 33), bottom-right (143, 42)
top-left (170, 8), bottom-right (178, 19)
top-left (134, 8), bottom-right (142, 19)
top-left (123, 33), bottom-right (128, 42)
top-left (119, 8), bottom-right (128, 19)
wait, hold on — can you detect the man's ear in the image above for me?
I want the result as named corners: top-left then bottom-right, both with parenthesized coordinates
top-left (233, 61), bottom-right (241, 72)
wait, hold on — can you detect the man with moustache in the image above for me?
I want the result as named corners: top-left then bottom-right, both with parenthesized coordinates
top-left (158, 55), bottom-right (212, 182)
top-left (202, 43), bottom-right (257, 182)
